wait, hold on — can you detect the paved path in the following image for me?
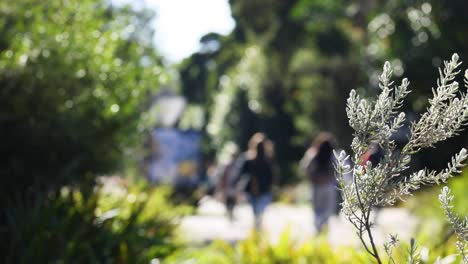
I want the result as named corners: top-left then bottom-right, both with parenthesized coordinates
top-left (179, 196), bottom-right (418, 247)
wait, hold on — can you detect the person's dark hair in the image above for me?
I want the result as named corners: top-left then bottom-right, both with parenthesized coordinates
top-left (312, 132), bottom-right (336, 171)
top-left (248, 132), bottom-right (271, 162)
top-left (256, 141), bottom-right (266, 160)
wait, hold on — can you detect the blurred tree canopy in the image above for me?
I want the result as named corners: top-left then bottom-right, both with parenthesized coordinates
top-left (179, 0), bottom-right (468, 182)
top-left (2, 0), bottom-right (467, 191)
top-left (0, 0), bottom-right (166, 196)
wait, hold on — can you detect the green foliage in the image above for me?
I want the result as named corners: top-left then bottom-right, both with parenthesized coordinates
top-left (164, 241), bottom-right (235, 264)
top-left (409, 169), bottom-right (468, 220)
top-left (335, 54), bottom-right (468, 263)
top-left (180, 0), bottom-right (363, 183)
top-left (0, 0), bottom-right (166, 195)
top-left (406, 169), bottom-right (468, 262)
top-left (166, 230), bottom-right (372, 264)
top-left (179, 0), bottom-right (468, 186)
top-left (165, 227), bottom-right (466, 264)
top-left (445, 172), bottom-right (468, 217)
top-left (379, 235), bottom-right (460, 263)
top-left (439, 186), bottom-right (468, 262)
top-left (360, 0), bottom-right (468, 169)
top-left (3, 179), bottom-right (189, 263)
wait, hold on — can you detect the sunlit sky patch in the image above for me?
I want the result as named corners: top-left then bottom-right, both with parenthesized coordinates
top-left (145, 0), bottom-right (235, 64)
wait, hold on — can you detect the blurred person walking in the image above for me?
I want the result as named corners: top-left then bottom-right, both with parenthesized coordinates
top-left (299, 132), bottom-right (338, 233)
top-left (238, 133), bottom-right (275, 230)
top-left (215, 142), bottom-right (244, 221)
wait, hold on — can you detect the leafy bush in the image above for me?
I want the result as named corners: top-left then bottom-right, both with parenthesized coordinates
top-left (335, 54), bottom-right (468, 263)
top-left (165, 228), bottom-right (467, 264)
top-left (439, 186), bottom-right (468, 262)
top-left (404, 177), bottom-right (465, 262)
top-left (0, 0), bottom-right (166, 197)
top-left (408, 169), bottom-right (468, 222)
top-left (3, 178), bottom-right (190, 263)
top-left (165, 230), bottom-right (372, 264)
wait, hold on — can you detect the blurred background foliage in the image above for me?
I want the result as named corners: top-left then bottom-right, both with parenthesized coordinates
top-left (181, 0), bottom-right (468, 182)
top-left (1, 0), bottom-right (468, 262)
top-left (4, 178), bottom-right (190, 263)
top-left (166, 168), bottom-right (468, 264)
top-left (166, 230), bottom-right (372, 264)
top-left (0, 0), bottom-right (179, 262)
top-left (0, 0), bottom-right (169, 197)
top-left (165, 225), bottom-right (461, 264)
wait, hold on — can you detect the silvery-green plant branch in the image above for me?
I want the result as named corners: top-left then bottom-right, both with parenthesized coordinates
top-left (335, 54), bottom-right (468, 264)
top-left (439, 186), bottom-right (468, 263)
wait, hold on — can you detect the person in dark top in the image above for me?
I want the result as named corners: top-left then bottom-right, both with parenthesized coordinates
top-left (299, 132), bottom-right (339, 232)
top-left (215, 142), bottom-right (243, 221)
top-left (239, 132), bottom-right (275, 230)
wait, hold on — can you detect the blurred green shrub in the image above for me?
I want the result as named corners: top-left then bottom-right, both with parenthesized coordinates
top-left (405, 169), bottom-right (468, 260)
top-left (0, 0), bottom-right (166, 196)
top-left (3, 178), bottom-right (190, 263)
top-left (408, 169), bottom-right (468, 223)
top-left (165, 229), bottom-right (372, 264)
top-left (165, 227), bottom-right (463, 264)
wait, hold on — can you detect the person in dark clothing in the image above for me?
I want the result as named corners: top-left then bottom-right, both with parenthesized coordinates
top-left (239, 132), bottom-right (275, 230)
top-left (215, 142), bottom-right (244, 221)
top-left (299, 132), bottom-right (339, 232)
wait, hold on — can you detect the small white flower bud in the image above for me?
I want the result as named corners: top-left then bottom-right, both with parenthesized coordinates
top-left (460, 148), bottom-right (467, 156)
top-left (442, 186), bottom-right (449, 193)
top-left (384, 61), bottom-right (391, 72)
top-left (452, 53), bottom-right (459, 63)
top-left (417, 170), bottom-right (425, 179)
top-left (402, 78), bottom-right (409, 86)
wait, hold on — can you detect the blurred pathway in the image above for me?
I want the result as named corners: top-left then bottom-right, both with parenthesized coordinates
top-left (179, 196), bottom-right (418, 246)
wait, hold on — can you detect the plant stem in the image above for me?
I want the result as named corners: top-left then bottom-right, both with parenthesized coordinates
top-left (353, 171), bottom-right (382, 264)
top-left (353, 175), bottom-right (381, 262)
top-left (365, 210), bottom-right (382, 264)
